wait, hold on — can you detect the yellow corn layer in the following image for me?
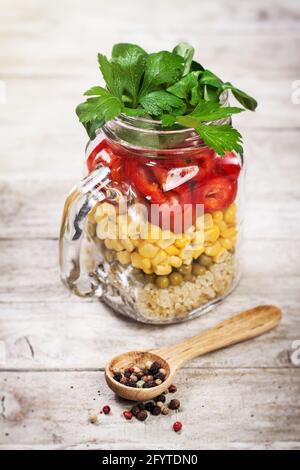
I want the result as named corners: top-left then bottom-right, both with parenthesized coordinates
top-left (95, 201), bottom-right (238, 274)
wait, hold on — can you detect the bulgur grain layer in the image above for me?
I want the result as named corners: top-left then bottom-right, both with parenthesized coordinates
top-left (137, 252), bottom-right (236, 321)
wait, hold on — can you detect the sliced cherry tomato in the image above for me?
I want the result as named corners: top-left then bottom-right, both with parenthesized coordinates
top-left (129, 161), bottom-right (167, 204)
top-left (215, 151), bottom-right (241, 180)
top-left (152, 164), bottom-right (198, 192)
top-left (194, 176), bottom-right (237, 213)
top-left (86, 139), bottom-right (116, 172)
top-left (193, 150), bottom-right (216, 183)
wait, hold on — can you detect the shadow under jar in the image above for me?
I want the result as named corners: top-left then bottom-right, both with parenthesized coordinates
top-left (60, 115), bottom-right (244, 324)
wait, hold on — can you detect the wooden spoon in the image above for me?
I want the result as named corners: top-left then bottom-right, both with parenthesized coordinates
top-left (105, 305), bottom-right (282, 401)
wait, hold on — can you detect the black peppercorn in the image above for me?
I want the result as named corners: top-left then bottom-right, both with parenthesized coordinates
top-left (154, 394), bottom-right (166, 403)
top-left (149, 361), bottom-right (161, 375)
top-left (145, 401), bottom-right (155, 413)
top-left (154, 372), bottom-right (166, 381)
top-left (131, 405), bottom-right (141, 417)
top-left (143, 381), bottom-right (155, 388)
top-left (151, 405), bottom-right (161, 416)
top-left (136, 410), bottom-right (148, 421)
top-left (113, 372), bottom-right (122, 382)
top-left (168, 399), bottom-right (180, 410)
top-left (124, 369), bottom-right (132, 378)
top-left (126, 380), bottom-right (137, 387)
top-left (168, 384), bottom-right (177, 393)
top-left (137, 402), bottom-right (145, 410)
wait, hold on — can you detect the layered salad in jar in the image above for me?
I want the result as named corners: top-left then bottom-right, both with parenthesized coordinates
top-left (61, 42), bottom-right (257, 323)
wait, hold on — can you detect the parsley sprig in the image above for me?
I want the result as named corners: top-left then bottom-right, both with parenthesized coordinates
top-left (76, 43), bottom-right (257, 155)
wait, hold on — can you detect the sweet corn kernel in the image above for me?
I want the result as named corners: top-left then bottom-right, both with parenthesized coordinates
top-left (117, 251), bottom-right (131, 265)
top-left (96, 217), bottom-right (109, 239)
top-left (161, 230), bottom-right (175, 241)
top-left (217, 220), bottom-right (228, 232)
top-left (121, 238), bottom-right (135, 253)
top-left (205, 241), bottom-right (222, 257)
top-left (204, 213), bottom-right (214, 230)
top-left (148, 224), bottom-right (162, 241)
top-left (220, 237), bottom-right (233, 250)
top-left (224, 203), bottom-right (237, 225)
top-left (192, 247), bottom-right (205, 259)
top-left (195, 215), bottom-right (204, 230)
top-left (221, 227), bottom-right (237, 239)
top-left (101, 202), bottom-right (116, 217)
top-left (204, 225), bottom-right (220, 243)
top-left (193, 230), bottom-right (204, 245)
top-left (143, 266), bottom-right (154, 274)
top-left (138, 242), bottom-right (160, 258)
top-left (213, 248), bottom-right (228, 263)
top-left (105, 238), bottom-right (123, 252)
top-left (154, 264), bottom-right (172, 276)
top-left (157, 238), bottom-right (174, 249)
top-left (165, 245), bottom-right (180, 256)
top-left (151, 249), bottom-right (168, 266)
top-left (212, 210), bottom-right (223, 223)
top-left (131, 252), bottom-right (143, 269)
top-left (175, 236), bottom-right (190, 248)
top-left (168, 256), bottom-right (183, 268)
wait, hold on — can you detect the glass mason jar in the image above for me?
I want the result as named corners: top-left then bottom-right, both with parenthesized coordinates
top-left (60, 114), bottom-right (244, 324)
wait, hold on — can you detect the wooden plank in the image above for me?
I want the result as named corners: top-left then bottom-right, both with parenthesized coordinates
top-left (0, 369), bottom-right (299, 449)
top-left (0, 238), bottom-right (299, 303)
top-left (0, 296), bottom-right (298, 370)
top-left (0, 1), bottom-right (300, 79)
top-left (0, 177), bottom-right (299, 240)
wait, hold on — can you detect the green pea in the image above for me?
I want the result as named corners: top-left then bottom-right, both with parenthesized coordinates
top-left (192, 263), bottom-right (206, 276)
top-left (169, 272), bottom-right (184, 286)
top-left (155, 276), bottom-right (169, 289)
top-left (199, 254), bottom-right (213, 268)
top-left (145, 274), bottom-right (156, 284)
top-left (104, 249), bottom-right (114, 263)
top-left (178, 264), bottom-right (192, 275)
top-left (132, 269), bottom-right (145, 283)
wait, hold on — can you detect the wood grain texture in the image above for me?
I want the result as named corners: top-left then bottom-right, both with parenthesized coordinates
top-left (0, 369), bottom-right (299, 450)
top-left (0, 0), bottom-right (300, 450)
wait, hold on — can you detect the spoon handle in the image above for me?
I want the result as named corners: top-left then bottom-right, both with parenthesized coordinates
top-left (152, 305), bottom-right (282, 369)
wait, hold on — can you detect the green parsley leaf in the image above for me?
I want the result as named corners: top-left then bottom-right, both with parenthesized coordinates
top-left (173, 42), bottom-right (195, 75)
top-left (111, 43), bottom-right (148, 106)
top-left (161, 114), bottom-right (177, 127)
top-left (199, 69), bottom-right (223, 88)
top-left (190, 99), bottom-right (244, 121)
top-left (222, 82), bottom-right (258, 110)
top-left (194, 123), bottom-right (243, 156)
top-left (77, 87), bottom-right (123, 123)
top-left (123, 107), bottom-right (148, 117)
top-left (167, 71), bottom-right (201, 101)
top-left (139, 90), bottom-right (186, 116)
top-left (97, 53), bottom-right (123, 100)
top-left (139, 51), bottom-right (184, 98)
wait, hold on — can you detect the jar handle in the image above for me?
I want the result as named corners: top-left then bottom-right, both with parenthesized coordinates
top-left (59, 164), bottom-right (123, 297)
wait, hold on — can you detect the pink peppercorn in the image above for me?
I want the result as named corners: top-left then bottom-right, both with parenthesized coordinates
top-left (123, 410), bottom-right (133, 420)
top-left (102, 405), bottom-right (110, 415)
top-left (173, 421), bottom-right (182, 432)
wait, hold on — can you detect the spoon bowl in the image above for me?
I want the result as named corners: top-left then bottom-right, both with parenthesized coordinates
top-left (105, 351), bottom-right (173, 401)
top-left (105, 305), bottom-right (282, 402)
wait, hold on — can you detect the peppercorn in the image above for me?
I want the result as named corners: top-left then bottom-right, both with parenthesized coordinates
top-left (137, 402), bottom-right (146, 410)
top-left (161, 406), bottom-right (170, 415)
top-left (155, 379), bottom-right (162, 386)
top-left (124, 369), bottom-right (131, 378)
top-left (151, 406), bottom-right (161, 416)
top-left (136, 410), bottom-right (148, 421)
top-left (168, 384), bottom-right (177, 393)
top-left (89, 414), bottom-right (98, 424)
top-left (120, 377), bottom-right (127, 385)
top-left (113, 372), bottom-right (122, 382)
top-left (129, 367), bottom-right (135, 374)
top-left (156, 401), bottom-right (164, 409)
top-left (145, 401), bottom-right (155, 413)
top-left (131, 405), bottom-right (141, 417)
top-left (123, 410), bottom-right (133, 420)
top-left (159, 368), bottom-right (167, 376)
top-left (173, 421), bottom-right (182, 432)
top-left (136, 380), bottom-right (145, 388)
top-left (154, 372), bottom-right (165, 381)
top-left (127, 380), bottom-right (137, 387)
top-left (149, 361), bottom-right (161, 375)
top-left (168, 399), bottom-right (180, 410)
top-left (130, 374), bottom-right (138, 383)
top-left (102, 405), bottom-right (110, 415)
top-left (143, 381), bottom-right (155, 388)
top-left (154, 394), bottom-right (166, 403)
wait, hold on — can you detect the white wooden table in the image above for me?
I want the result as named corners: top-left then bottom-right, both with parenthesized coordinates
top-left (0, 0), bottom-right (299, 450)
